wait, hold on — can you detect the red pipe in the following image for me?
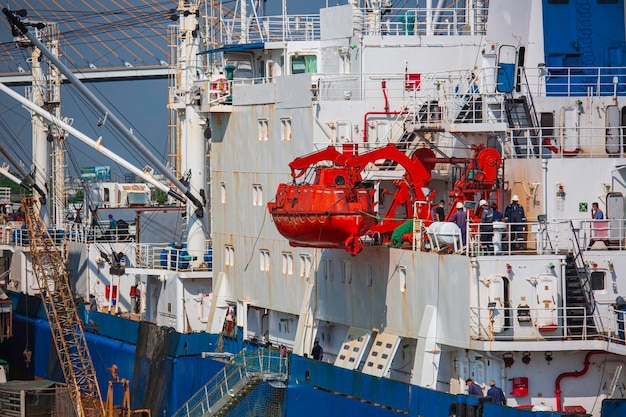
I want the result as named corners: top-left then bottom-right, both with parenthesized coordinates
top-left (542, 138), bottom-right (581, 156)
top-left (362, 111), bottom-right (402, 142)
top-left (382, 81), bottom-right (389, 112)
top-left (554, 351), bottom-right (605, 411)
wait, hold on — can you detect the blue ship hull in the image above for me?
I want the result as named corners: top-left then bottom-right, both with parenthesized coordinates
top-left (2, 291), bottom-right (232, 416)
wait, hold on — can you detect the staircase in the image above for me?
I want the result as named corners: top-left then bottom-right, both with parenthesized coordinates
top-left (565, 254), bottom-right (597, 338)
top-left (210, 374), bottom-right (263, 417)
top-left (172, 348), bottom-right (288, 417)
top-left (380, 131), bottom-right (417, 170)
top-left (564, 221), bottom-right (601, 339)
top-left (505, 95), bottom-right (539, 156)
top-left (455, 95), bottom-right (482, 123)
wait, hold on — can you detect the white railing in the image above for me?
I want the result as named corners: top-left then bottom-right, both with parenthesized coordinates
top-left (136, 243), bottom-right (211, 272)
top-left (0, 188), bottom-right (10, 204)
top-left (523, 66), bottom-right (626, 98)
top-left (218, 7), bottom-right (488, 44)
top-left (469, 305), bottom-right (626, 344)
top-left (220, 14), bottom-right (320, 44)
top-left (172, 348), bottom-right (288, 417)
top-left (463, 219), bottom-right (626, 256)
top-left (65, 222), bottom-right (134, 244)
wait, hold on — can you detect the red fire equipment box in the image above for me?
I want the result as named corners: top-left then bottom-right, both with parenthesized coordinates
top-left (511, 377), bottom-right (528, 397)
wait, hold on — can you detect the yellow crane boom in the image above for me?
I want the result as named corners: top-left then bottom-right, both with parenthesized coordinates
top-left (23, 197), bottom-right (104, 417)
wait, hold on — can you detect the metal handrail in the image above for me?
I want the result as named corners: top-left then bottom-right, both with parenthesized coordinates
top-left (172, 348), bottom-right (288, 417)
top-left (469, 305), bottom-right (607, 342)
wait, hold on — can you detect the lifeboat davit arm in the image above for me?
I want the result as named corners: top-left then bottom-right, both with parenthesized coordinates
top-left (346, 144), bottom-right (433, 205)
top-left (288, 146), bottom-right (350, 179)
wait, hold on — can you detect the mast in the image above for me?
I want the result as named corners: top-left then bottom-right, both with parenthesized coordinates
top-left (48, 23), bottom-right (66, 228)
top-left (170, 0), bottom-right (210, 264)
top-left (28, 22), bottom-right (52, 225)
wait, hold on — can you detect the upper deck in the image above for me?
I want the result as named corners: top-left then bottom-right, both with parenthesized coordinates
top-left (215, 5), bottom-right (487, 45)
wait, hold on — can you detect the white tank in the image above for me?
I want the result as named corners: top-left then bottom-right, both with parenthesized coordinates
top-left (428, 222), bottom-right (461, 246)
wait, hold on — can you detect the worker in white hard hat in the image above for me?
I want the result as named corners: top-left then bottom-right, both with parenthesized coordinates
top-left (479, 199), bottom-right (494, 252)
top-left (450, 202), bottom-right (467, 246)
top-left (504, 194), bottom-right (526, 251)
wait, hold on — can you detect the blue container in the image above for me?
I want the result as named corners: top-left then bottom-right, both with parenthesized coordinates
top-left (12, 227), bottom-right (28, 244)
top-left (203, 249), bottom-right (213, 269)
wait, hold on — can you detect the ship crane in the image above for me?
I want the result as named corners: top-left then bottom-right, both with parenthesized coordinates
top-left (22, 197), bottom-right (105, 417)
top-left (268, 144), bottom-right (502, 255)
top-left (23, 197), bottom-right (152, 417)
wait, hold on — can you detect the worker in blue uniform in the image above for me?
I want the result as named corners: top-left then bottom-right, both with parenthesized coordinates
top-left (504, 195), bottom-right (526, 250)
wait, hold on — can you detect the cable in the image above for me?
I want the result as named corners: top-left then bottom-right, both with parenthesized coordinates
top-left (244, 207), bottom-right (269, 272)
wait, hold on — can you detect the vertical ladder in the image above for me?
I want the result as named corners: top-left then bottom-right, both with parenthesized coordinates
top-left (23, 197), bottom-right (104, 417)
top-left (608, 364), bottom-right (623, 399)
top-left (577, 0), bottom-right (595, 66)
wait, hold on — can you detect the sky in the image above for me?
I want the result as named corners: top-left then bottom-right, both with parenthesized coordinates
top-left (0, 0), bottom-right (346, 182)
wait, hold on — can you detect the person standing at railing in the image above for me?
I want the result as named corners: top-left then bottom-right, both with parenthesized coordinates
top-left (504, 195), bottom-right (526, 250)
top-left (450, 202), bottom-right (467, 246)
top-left (589, 202), bottom-right (607, 249)
top-left (491, 202), bottom-right (503, 221)
top-left (591, 202), bottom-right (604, 219)
top-left (612, 296), bottom-right (626, 344)
top-left (486, 380), bottom-right (507, 405)
top-left (479, 199), bottom-right (494, 252)
top-left (466, 378), bottom-right (483, 396)
top-left (108, 214), bottom-right (117, 240)
top-left (434, 200), bottom-right (445, 222)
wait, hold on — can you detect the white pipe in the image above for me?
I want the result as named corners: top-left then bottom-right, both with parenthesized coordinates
top-left (0, 83), bottom-right (170, 193)
top-left (0, 166), bottom-right (25, 186)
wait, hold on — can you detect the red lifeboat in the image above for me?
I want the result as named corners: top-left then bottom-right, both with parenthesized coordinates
top-left (268, 166), bottom-right (377, 255)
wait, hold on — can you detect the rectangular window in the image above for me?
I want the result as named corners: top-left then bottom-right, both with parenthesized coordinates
top-left (299, 254), bottom-right (312, 278)
top-left (291, 55), bottom-right (317, 74)
top-left (591, 271), bottom-right (605, 291)
top-left (322, 258), bottom-right (333, 281)
top-left (258, 119), bottom-right (269, 141)
top-left (260, 249), bottom-right (270, 272)
top-left (252, 184), bottom-right (263, 206)
top-left (281, 118), bottom-right (292, 141)
top-left (399, 266), bottom-right (407, 293)
top-left (224, 245), bottom-right (234, 267)
top-left (282, 252), bottom-right (294, 275)
top-left (220, 182), bottom-right (226, 204)
top-left (342, 260), bottom-right (352, 284)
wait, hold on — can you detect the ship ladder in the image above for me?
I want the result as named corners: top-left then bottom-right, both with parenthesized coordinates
top-left (608, 364), bottom-right (623, 399)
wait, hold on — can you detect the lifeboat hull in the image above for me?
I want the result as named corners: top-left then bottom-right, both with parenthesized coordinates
top-left (268, 182), bottom-right (376, 251)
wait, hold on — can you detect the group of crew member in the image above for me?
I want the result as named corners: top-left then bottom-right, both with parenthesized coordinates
top-left (466, 379), bottom-right (507, 405)
top-left (432, 195), bottom-right (526, 250)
